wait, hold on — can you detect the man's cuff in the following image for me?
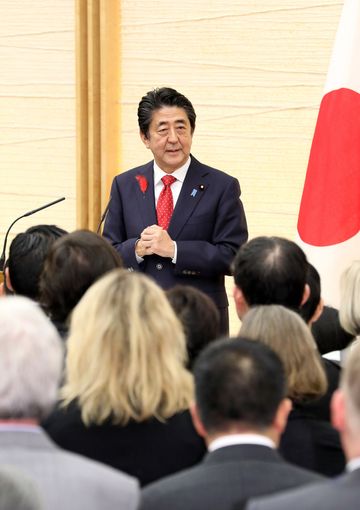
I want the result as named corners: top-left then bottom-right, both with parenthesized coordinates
top-left (171, 241), bottom-right (177, 264)
top-left (135, 239), bottom-right (144, 263)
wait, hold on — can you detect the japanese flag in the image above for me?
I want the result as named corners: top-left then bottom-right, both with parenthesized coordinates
top-left (297, 0), bottom-right (360, 308)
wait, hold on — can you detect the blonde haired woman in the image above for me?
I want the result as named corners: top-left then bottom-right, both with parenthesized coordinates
top-left (240, 305), bottom-right (345, 477)
top-left (43, 269), bottom-right (205, 485)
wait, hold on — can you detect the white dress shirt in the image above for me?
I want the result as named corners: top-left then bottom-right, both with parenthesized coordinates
top-left (136, 157), bottom-right (191, 264)
top-left (208, 433), bottom-right (276, 452)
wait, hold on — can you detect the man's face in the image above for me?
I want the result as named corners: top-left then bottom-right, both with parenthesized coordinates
top-left (140, 106), bottom-right (193, 174)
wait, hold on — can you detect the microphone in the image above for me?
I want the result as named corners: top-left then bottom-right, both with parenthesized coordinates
top-left (0, 197), bottom-right (65, 272)
top-left (96, 199), bottom-right (111, 234)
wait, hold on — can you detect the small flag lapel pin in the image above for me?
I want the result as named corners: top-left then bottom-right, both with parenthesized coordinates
top-left (191, 189), bottom-right (198, 197)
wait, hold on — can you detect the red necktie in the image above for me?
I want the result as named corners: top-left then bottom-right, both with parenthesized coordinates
top-left (157, 175), bottom-right (177, 230)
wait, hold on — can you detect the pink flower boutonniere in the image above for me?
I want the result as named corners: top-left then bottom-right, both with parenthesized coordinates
top-left (135, 175), bottom-right (148, 194)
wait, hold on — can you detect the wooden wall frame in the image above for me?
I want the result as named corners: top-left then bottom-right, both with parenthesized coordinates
top-left (75, 0), bottom-right (121, 230)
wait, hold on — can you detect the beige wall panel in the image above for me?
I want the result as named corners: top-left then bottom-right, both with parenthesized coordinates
top-left (0, 1), bottom-right (76, 248)
top-left (120, 0), bottom-right (342, 334)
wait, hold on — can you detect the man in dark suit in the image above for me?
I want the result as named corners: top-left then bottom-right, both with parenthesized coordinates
top-left (245, 341), bottom-right (360, 510)
top-left (103, 87), bottom-right (248, 333)
top-left (140, 337), bottom-right (323, 510)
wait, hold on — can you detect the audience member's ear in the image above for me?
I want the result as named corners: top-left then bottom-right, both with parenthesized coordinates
top-left (233, 286), bottom-right (248, 319)
top-left (273, 398), bottom-right (292, 437)
top-left (309, 297), bottom-right (324, 325)
top-left (189, 402), bottom-right (207, 439)
top-left (331, 389), bottom-right (345, 433)
top-left (301, 283), bottom-right (310, 306)
top-left (4, 267), bottom-right (13, 292)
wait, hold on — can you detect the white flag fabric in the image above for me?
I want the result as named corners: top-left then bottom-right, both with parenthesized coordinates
top-left (297, 0), bottom-right (360, 308)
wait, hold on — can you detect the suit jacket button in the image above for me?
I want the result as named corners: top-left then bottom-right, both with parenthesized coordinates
top-left (156, 263), bottom-right (163, 270)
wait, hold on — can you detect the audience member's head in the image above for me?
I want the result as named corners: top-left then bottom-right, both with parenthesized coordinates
top-left (61, 269), bottom-right (192, 426)
top-left (332, 342), bottom-right (360, 460)
top-left (0, 466), bottom-right (42, 510)
top-left (40, 229), bottom-right (123, 327)
top-left (339, 260), bottom-right (360, 336)
top-left (232, 236), bottom-right (309, 318)
top-left (5, 224), bottom-right (67, 300)
top-left (138, 87), bottom-right (196, 137)
top-left (240, 305), bottom-right (327, 403)
top-left (300, 264), bottom-right (355, 354)
top-left (166, 285), bottom-right (220, 369)
top-left (0, 296), bottom-right (62, 421)
top-left (191, 337), bottom-right (290, 445)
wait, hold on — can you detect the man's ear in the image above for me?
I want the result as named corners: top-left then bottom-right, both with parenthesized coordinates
top-left (233, 285), bottom-right (248, 319)
top-left (331, 389), bottom-right (346, 433)
top-left (273, 398), bottom-right (292, 436)
top-left (310, 297), bottom-right (324, 325)
top-left (189, 402), bottom-right (207, 439)
top-left (4, 267), bottom-right (13, 292)
top-left (301, 283), bottom-right (310, 306)
top-left (140, 130), bottom-right (150, 149)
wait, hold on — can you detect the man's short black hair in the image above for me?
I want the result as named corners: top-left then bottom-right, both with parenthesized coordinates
top-left (193, 337), bottom-right (287, 433)
top-left (8, 224), bottom-right (67, 300)
top-left (138, 87), bottom-right (196, 137)
top-left (40, 229), bottom-right (123, 323)
top-left (166, 285), bottom-right (220, 369)
top-left (300, 263), bottom-right (321, 323)
top-left (232, 236), bottom-right (308, 310)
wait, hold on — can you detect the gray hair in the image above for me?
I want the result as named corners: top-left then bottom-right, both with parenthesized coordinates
top-left (0, 296), bottom-right (63, 420)
top-left (339, 260), bottom-right (360, 336)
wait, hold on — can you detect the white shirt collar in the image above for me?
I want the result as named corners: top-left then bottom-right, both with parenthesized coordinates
top-left (347, 457), bottom-right (360, 472)
top-left (208, 433), bottom-right (276, 452)
top-left (153, 156), bottom-right (191, 186)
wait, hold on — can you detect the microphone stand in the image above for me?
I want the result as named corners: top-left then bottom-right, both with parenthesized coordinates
top-left (0, 197), bottom-right (65, 272)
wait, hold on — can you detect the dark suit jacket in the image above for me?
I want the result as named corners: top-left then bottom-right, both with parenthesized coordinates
top-left (246, 468), bottom-right (360, 510)
top-left (279, 405), bottom-right (346, 477)
top-left (42, 402), bottom-right (206, 486)
top-left (140, 444), bottom-right (323, 510)
top-left (312, 305), bottom-right (355, 354)
top-left (103, 156), bottom-right (248, 311)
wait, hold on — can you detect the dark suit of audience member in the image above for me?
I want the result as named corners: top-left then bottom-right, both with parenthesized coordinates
top-left (279, 401), bottom-right (345, 477)
top-left (0, 296), bottom-right (139, 510)
top-left (245, 342), bottom-right (360, 510)
top-left (39, 229), bottom-right (123, 338)
top-left (43, 270), bottom-right (205, 486)
top-left (312, 306), bottom-right (355, 354)
top-left (43, 402), bottom-right (204, 487)
top-left (140, 338), bottom-right (323, 510)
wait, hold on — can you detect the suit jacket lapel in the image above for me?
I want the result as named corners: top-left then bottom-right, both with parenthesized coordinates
top-left (169, 157), bottom-right (209, 239)
top-left (135, 161), bottom-right (157, 228)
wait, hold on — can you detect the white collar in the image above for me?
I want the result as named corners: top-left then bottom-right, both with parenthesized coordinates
top-left (347, 457), bottom-right (360, 472)
top-left (208, 433), bottom-right (275, 452)
top-left (153, 156), bottom-right (191, 186)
